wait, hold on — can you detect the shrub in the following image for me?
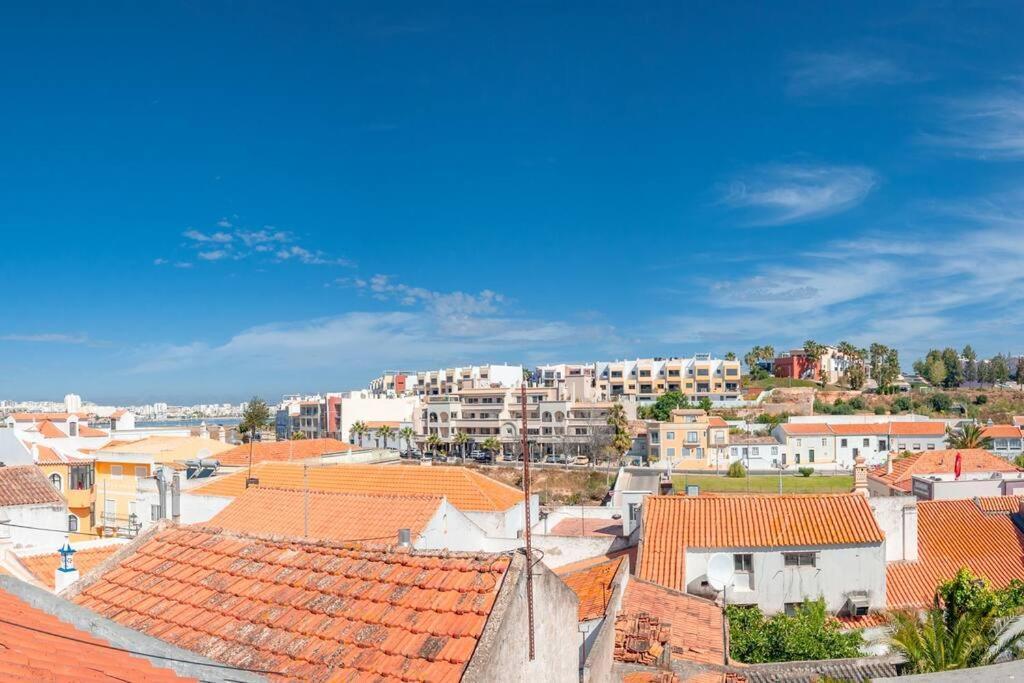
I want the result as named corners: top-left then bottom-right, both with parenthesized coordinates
top-left (892, 396), bottom-right (913, 412)
top-left (975, 394), bottom-right (988, 405)
top-left (849, 397), bottom-right (866, 410)
top-left (832, 402), bottom-right (855, 415)
top-left (727, 461), bottom-right (747, 478)
top-left (726, 600), bottom-right (864, 663)
top-left (1015, 454), bottom-right (1024, 469)
top-left (797, 466), bottom-right (814, 478)
top-left (930, 393), bottom-right (954, 412)
top-left (874, 406), bottom-right (887, 415)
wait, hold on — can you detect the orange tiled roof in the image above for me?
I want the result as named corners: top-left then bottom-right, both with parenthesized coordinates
top-left (364, 421), bottom-right (402, 429)
top-left (77, 425), bottom-right (108, 437)
top-left (35, 420), bottom-right (68, 438)
top-left (0, 585), bottom-right (192, 682)
top-left (9, 412), bottom-right (91, 422)
top-left (976, 496), bottom-right (1024, 513)
top-left (555, 556), bottom-right (623, 621)
top-left (1014, 416), bottom-right (1024, 427)
top-left (780, 421), bottom-right (946, 437)
top-left (34, 445), bottom-right (91, 465)
top-left (620, 578), bottom-right (725, 666)
top-left (778, 423), bottom-right (831, 435)
top-left (208, 487), bottom-right (443, 543)
top-left (868, 449), bottom-right (1019, 492)
top-left (887, 498), bottom-right (1024, 609)
top-left (638, 495), bottom-right (884, 591)
top-left (889, 421), bottom-right (947, 436)
top-left (707, 417), bottom-right (728, 428)
top-left (0, 465), bottom-right (64, 507)
top-left (982, 425), bottom-right (1023, 439)
top-left (73, 525), bottom-right (510, 682)
top-left (214, 438), bottom-right (354, 466)
top-left (16, 545), bottom-right (123, 590)
top-left (192, 462), bottom-right (523, 512)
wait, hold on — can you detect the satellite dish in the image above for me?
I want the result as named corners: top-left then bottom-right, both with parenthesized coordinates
top-left (706, 553), bottom-right (735, 591)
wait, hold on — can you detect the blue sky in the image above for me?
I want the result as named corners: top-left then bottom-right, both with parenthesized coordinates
top-left (2, 2), bottom-right (1024, 403)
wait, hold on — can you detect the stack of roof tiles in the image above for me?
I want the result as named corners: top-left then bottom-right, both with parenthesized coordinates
top-left (868, 449), bottom-right (1020, 493)
top-left (638, 495), bottom-right (884, 591)
top-left (615, 611), bottom-right (672, 668)
top-left (0, 584), bottom-right (190, 681)
top-left (214, 439), bottom-right (354, 466)
top-left (887, 498), bottom-right (1024, 608)
top-left (207, 487), bottom-right (443, 543)
top-left (0, 465), bottom-right (65, 507)
top-left (72, 525), bottom-right (511, 681)
top-left (621, 579), bottom-right (724, 666)
top-left (193, 462), bottom-right (523, 512)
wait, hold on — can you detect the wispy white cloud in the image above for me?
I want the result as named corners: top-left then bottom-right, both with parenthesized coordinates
top-left (720, 163), bottom-right (877, 225)
top-left (176, 221), bottom-right (351, 267)
top-left (351, 274), bottom-right (504, 317)
top-left (922, 85), bottom-right (1024, 159)
top-left (183, 229), bottom-right (233, 243)
top-left (0, 332), bottom-right (90, 344)
top-left (198, 250), bottom-right (229, 261)
top-left (787, 51), bottom-right (915, 95)
top-left (276, 245), bottom-right (353, 267)
top-left (153, 258), bottom-right (168, 266)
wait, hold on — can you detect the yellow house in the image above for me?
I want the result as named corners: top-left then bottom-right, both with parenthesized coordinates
top-left (92, 436), bottom-right (233, 536)
top-left (33, 445), bottom-right (97, 542)
top-left (646, 409), bottom-right (731, 470)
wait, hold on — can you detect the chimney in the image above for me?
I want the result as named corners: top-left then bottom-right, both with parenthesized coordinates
top-left (156, 474), bottom-right (167, 519)
top-left (54, 537), bottom-right (79, 593)
top-left (171, 471), bottom-right (181, 523)
top-left (199, 421), bottom-right (209, 439)
top-left (887, 453), bottom-right (893, 476)
top-left (397, 528), bottom-right (412, 548)
top-left (853, 455), bottom-right (869, 496)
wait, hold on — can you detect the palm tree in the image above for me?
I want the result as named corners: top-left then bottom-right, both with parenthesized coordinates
top-left (453, 430), bottom-right (469, 463)
top-left (946, 423), bottom-right (993, 450)
top-left (606, 402), bottom-right (632, 465)
top-left (889, 608), bottom-right (1024, 673)
top-left (426, 433), bottom-right (442, 456)
top-left (377, 424), bottom-right (394, 450)
top-left (399, 426), bottom-right (415, 454)
top-left (481, 437), bottom-right (501, 462)
top-left (290, 430), bottom-right (306, 440)
top-left (349, 420), bottom-right (367, 447)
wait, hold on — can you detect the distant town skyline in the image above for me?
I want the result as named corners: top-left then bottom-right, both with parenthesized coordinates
top-left (2, 3), bottom-right (1024, 402)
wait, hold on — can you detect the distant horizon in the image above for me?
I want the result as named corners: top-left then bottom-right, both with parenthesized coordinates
top-left (3, 3), bottom-right (1023, 401)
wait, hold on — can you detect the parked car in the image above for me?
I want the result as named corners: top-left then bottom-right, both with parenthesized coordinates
top-left (573, 455), bottom-right (591, 466)
top-left (471, 451), bottom-right (491, 463)
top-left (446, 455), bottom-right (458, 464)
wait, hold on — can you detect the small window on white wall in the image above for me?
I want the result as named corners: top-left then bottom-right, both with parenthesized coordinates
top-left (110, 465), bottom-right (123, 478)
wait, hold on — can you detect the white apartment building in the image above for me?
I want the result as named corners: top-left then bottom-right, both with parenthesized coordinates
top-left (370, 364), bottom-right (524, 397)
top-left (773, 420), bottom-right (948, 470)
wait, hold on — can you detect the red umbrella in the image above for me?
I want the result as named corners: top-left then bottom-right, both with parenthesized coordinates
top-left (954, 450), bottom-right (962, 480)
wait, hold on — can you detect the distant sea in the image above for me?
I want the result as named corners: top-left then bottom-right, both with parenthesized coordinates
top-left (136, 417), bottom-right (241, 428)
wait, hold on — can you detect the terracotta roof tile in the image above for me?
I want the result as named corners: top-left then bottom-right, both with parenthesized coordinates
top-left (781, 421), bottom-right (946, 437)
top-left (33, 445), bottom-right (91, 465)
top-left (549, 518), bottom-right (623, 537)
top-left (637, 495), bottom-right (883, 592)
top-left (976, 495), bottom-right (1024, 513)
top-left (622, 673), bottom-right (681, 683)
top-left (555, 556), bottom-right (623, 621)
top-left (16, 545), bottom-right (124, 589)
top-left (77, 425), bottom-right (109, 438)
top-left (0, 465), bottom-right (64, 507)
top-left (215, 439), bottom-right (354, 466)
top-left (619, 579), bottom-right (725, 666)
top-left (888, 422), bottom-right (947, 436)
top-left (364, 421), bottom-right (402, 429)
top-left (192, 462), bottom-right (523, 512)
top-left (35, 421), bottom-right (69, 438)
top-left (72, 525), bottom-right (510, 682)
top-left (868, 449), bottom-right (1019, 492)
top-left (0, 585), bottom-right (192, 681)
top-left (779, 423), bottom-right (831, 435)
top-left (707, 417), bottom-right (728, 428)
top-left (886, 498), bottom-right (1024, 609)
top-left (208, 487), bottom-right (443, 543)
top-left (9, 412), bottom-right (92, 422)
top-left (982, 425), bottom-right (1023, 439)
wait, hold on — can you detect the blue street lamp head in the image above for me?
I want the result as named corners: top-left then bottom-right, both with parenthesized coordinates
top-left (58, 537), bottom-right (76, 572)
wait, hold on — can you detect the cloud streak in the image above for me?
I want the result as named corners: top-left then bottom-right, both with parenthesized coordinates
top-left (176, 221), bottom-right (352, 267)
top-left (0, 332), bottom-right (90, 344)
top-left (787, 51), bottom-right (914, 95)
top-left (922, 86), bottom-right (1024, 159)
top-left (720, 163), bottom-right (877, 225)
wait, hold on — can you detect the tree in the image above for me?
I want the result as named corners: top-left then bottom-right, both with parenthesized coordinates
top-left (724, 351), bottom-right (737, 361)
top-left (639, 391), bottom-right (690, 421)
top-left (992, 354), bottom-right (1010, 384)
top-left (963, 345), bottom-right (978, 383)
top-left (399, 426), bottom-right (415, 453)
top-left (481, 437), bottom-right (502, 461)
top-left (425, 433), bottom-right (442, 454)
top-left (930, 393), bottom-right (954, 413)
top-left (946, 423), bottom-right (993, 450)
top-left (727, 461), bottom-right (746, 478)
top-left (453, 430), bottom-right (469, 463)
top-left (606, 402), bottom-right (632, 463)
top-left (844, 363), bottom-right (866, 390)
top-left (290, 430), bottom-right (306, 440)
top-left (874, 346), bottom-right (901, 393)
top-left (698, 397), bottom-right (713, 413)
top-left (349, 420), bottom-right (367, 447)
top-left (942, 347), bottom-right (964, 388)
top-left (239, 396), bottom-right (272, 479)
top-left (727, 600), bottom-right (863, 663)
top-left (892, 395), bottom-right (913, 412)
top-left (889, 569), bottom-right (1024, 674)
top-left (377, 424), bottom-right (394, 450)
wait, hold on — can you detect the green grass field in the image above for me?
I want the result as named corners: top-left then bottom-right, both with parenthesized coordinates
top-left (746, 377), bottom-right (820, 389)
top-left (671, 473), bottom-right (854, 494)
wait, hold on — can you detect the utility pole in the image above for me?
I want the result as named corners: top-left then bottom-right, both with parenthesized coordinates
top-left (520, 380), bottom-right (536, 661)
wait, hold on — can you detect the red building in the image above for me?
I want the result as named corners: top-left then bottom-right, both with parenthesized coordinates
top-left (773, 350), bottom-right (821, 380)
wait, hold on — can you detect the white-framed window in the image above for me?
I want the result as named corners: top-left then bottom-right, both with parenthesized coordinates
top-left (927, 443), bottom-right (936, 450)
top-left (784, 602), bottom-right (804, 616)
top-left (666, 431), bottom-right (675, 440)
top-left (771, 446), bottom-right (778, 456)
top-left (913, 443), bottom-right (921, 451)
top-left (110, 465), bottom-right (123, 478)
top-left (821, 438), bottom-right (827, 446)
top-left (809, 449), bottom-right (815, 463)
top-left (687, 431), bottom-right (698, 443)
top-left (734, 553), bottom-right (753, 573)
top-left (68, 515), bottom-right (79, 532)
top-left (796, 438), bottom-right (802, 446)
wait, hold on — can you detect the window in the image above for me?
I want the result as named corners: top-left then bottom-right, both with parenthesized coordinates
top-left (784, 552), bottom-right (817, 568)
top-left (628, 503), bottom-right (639, 523)
top-left (68, 515), bottom-right (78, 532)
top-left (687, 431), bottom-right (698, 443)
top-left (151, 504), bottom-right (161, 521)
top-left (734, 554), bottom-right (753, 573)
top-left (879, 440), bottom-right (888, 451)
top-left (840, 438), bottom-right (848, 447)
top-left (796, 438), bottom-right (802, 446)
top-left (49, 473), bottom-right (62, 490)
top-left (666, 448), bottom-right (675, 458)
top-left (135, 465), bottom-right (148, 479)
top-left (862, 438), bottom-right (869, 447)
top-left (913, 443), bottom-right (921, 451)
top-left (808, 449), bottom-right (815, 463)
top-left (666, 431), bottom-right (675, 440)
top-left (927, 443), bottom-right (936, 450)
top-left (822, 438), bottom-right (827, 447)
top-left (771, 446), bottom-right (778, 457)
top-left (784, 602), bottom-right (804, 617)
top-left (110, 465), bottom-right (123, 478)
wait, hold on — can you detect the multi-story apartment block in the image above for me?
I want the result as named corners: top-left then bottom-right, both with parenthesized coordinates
top-left (645, 409), bottom-right (731, 469)
top-left (371, 364), bottom-right (524, 397)
top-left (420, 385), bottom-right (632, 458)
top-left (594, 354), bottom-right (741, 402)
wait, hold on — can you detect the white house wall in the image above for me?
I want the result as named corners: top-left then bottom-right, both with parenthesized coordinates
top-left (3, 504), bottom-right (69, 551)
top-left (417, 500), bottom-right (492, 552)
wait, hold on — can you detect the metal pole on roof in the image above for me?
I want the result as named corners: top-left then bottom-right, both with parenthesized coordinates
top-left (520, 379), bottom-right (536, 661)
top-left (303, 464), bottom-right (309, 539)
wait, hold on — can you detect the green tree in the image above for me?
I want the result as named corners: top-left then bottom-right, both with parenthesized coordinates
top-left (942, 347), bottom-right (964, 388)
top-left (991, 354), bottom-right (1010, 384)
top-left (946, 423), bottom-right (993, 450)
top-left (698, 396), bottom-right (713, 413)
top-left (377, 424), bottom-right (394, 450)
top-left (875, 347), bottom-right (901, 393)
top-left (349, 420), bottom-right (367, 447)
top-left (239, 396), bottom-right (271, 441)
top-left (290, 430), bottom-right (306, 440)
top-left (606, 402), bottom-right (632, 463)
top-left (641, 391), bottom-right (690, 421)
top-left (724, 351), bottom-right (737, 361)
top-left (481, 436), bottom-right (502, 461)
top-left (929, 393), bottom-right (954, 413)
top-left (844, 363), bottom-right (866, 390)
top-left (425, 433), bottom-right (442, 454)
top-left (963, 345), bottom-right (978, 383)
top-left (399, 426), bottom-right (415, 453)
top-left (892, 396), bottom-right (913, 412)
top-left (727, 600), bottom-right (864, 663)
top-left (727, 460), bottom-right (746, 478)
top-left (453, 430), bottom-right (469, 463)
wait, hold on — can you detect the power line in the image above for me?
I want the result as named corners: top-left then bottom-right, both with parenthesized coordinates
top-left (0, 616), bottom-right (287, 677)
top-left (0, 520), bottom-right (107, 538)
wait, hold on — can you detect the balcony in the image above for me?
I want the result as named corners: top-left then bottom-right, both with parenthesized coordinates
top-left (65, 487), bottom-right (95, 509)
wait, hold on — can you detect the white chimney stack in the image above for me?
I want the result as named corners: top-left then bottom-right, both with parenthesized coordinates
top-left (54, 537), bottom-right (80, 593)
